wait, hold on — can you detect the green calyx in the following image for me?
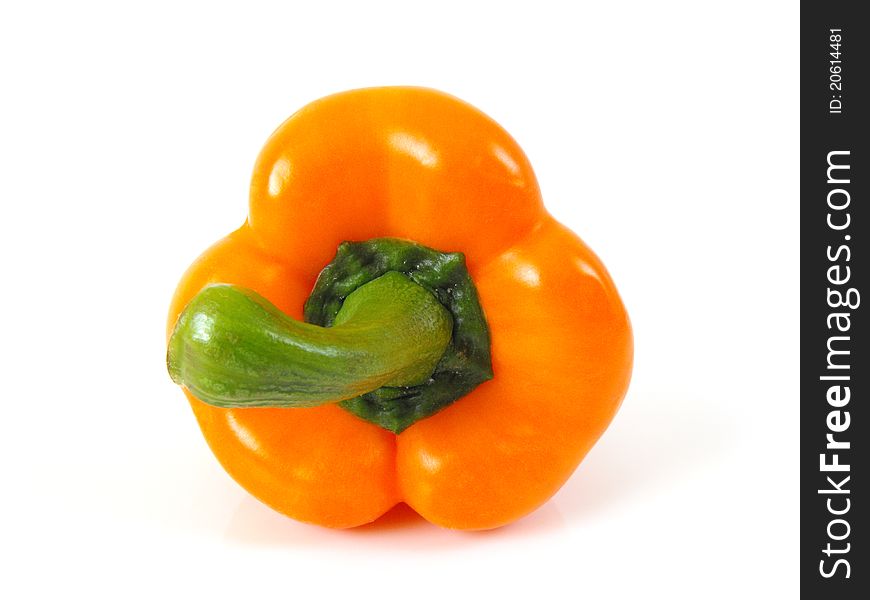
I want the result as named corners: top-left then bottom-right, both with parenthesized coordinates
top-left (305, 238), bottom-right (493, 432)
top-left (168, 238), bottom-right (493, 433)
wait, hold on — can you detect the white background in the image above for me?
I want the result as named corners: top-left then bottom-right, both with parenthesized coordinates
top-left (1, 1), bottom-right (798, 598)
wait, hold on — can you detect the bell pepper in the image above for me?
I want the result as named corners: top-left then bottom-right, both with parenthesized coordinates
top-left (166, 87), bottom-right (633, 530)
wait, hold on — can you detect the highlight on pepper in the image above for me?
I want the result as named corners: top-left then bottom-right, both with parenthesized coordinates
top-left (166, 87), bottom-right (633, 530)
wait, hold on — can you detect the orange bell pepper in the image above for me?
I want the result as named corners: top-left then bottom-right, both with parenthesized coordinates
top-left (166, 87), bottom-right (633, 530)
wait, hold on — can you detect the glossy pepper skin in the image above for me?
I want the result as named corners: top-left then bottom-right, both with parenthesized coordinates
top-left (167, 87), bottom-right (633, 530)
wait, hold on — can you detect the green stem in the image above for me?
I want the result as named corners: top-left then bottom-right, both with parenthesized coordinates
top-left (167, 271), bottom-right (453, 408)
